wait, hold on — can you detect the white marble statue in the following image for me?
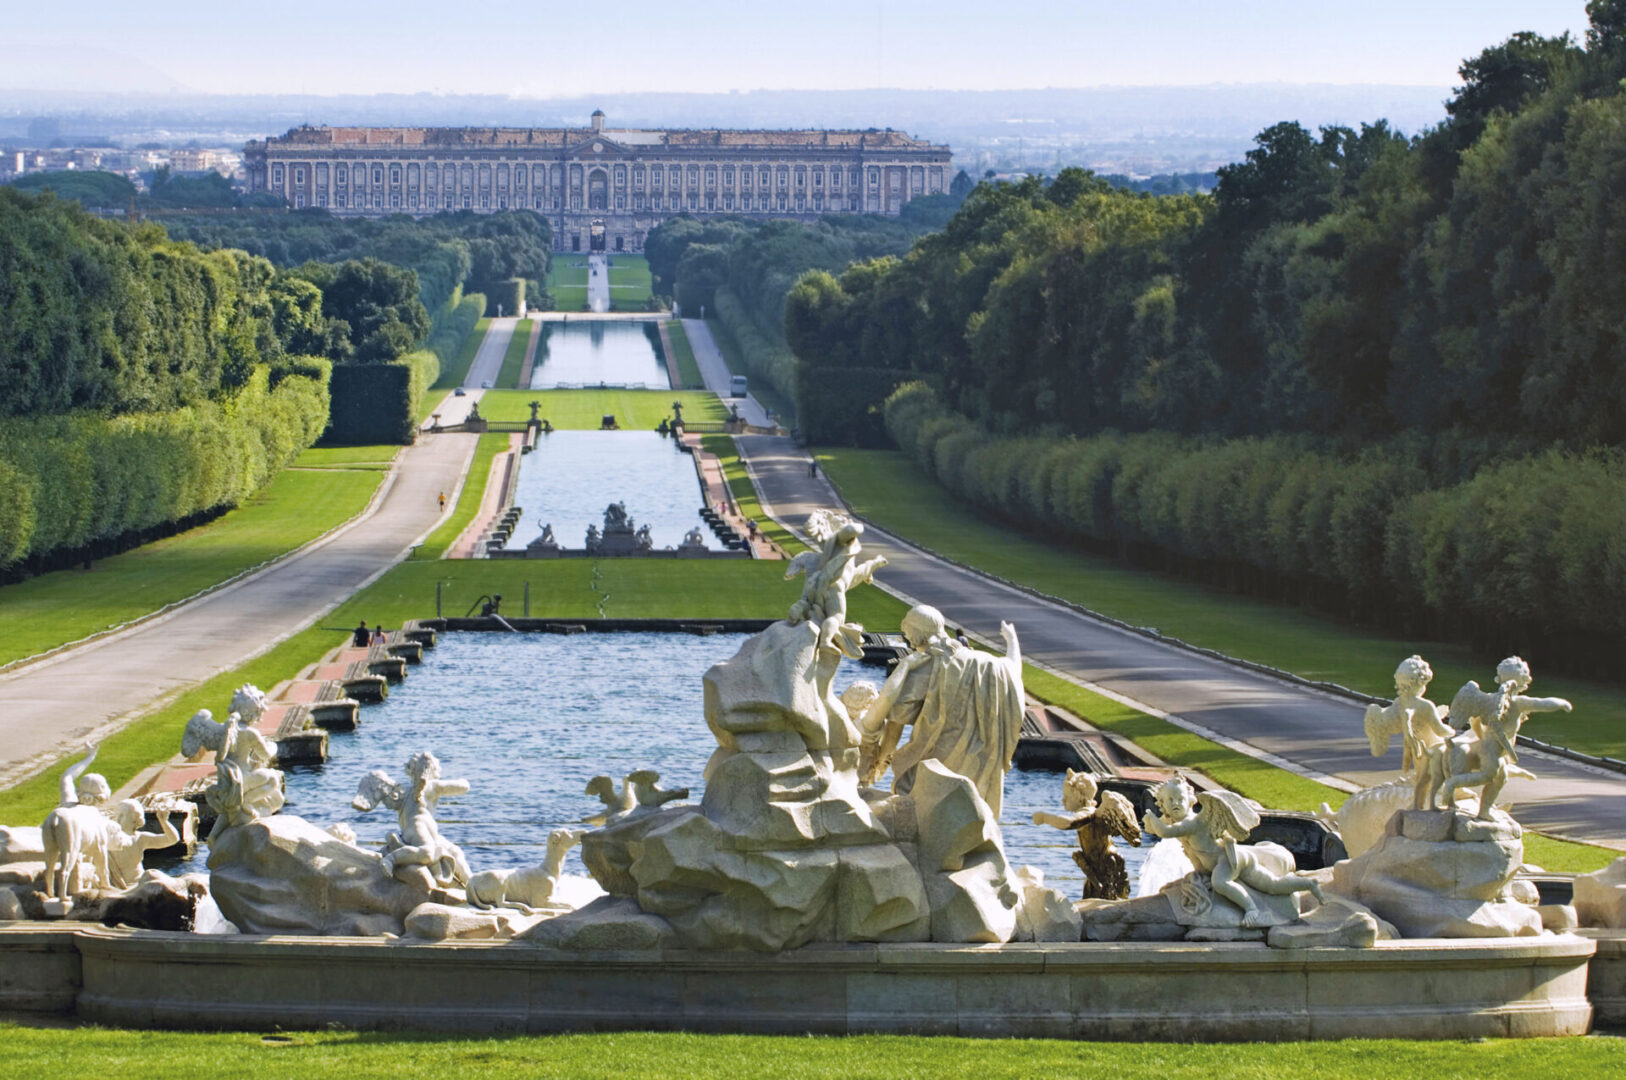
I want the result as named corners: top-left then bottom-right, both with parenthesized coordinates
top-left (635, 523), bottom-right (654, 551)
top-left (1323, 655), bottom-right (1456, 855)
top-left (181, 685), bottom-right (284, 839)
top-left (680, 526), bottom-right (708, 550)
top-left (1142, 776), bottom-right (1322, 928)
top-left (583, 769), bottom-right (689, 827)
top-left (103, 799), bottom-right (181, 890)
top-left (1421, 657), bottom-right (1571, 819)
top-left (41, 743), bottom-right (114, 901)
top-left (1364, 655), bottom-right (1453, 776)
top-left (859, 605), bottom-right (1025, 818)
top-left (784, 509), bottom-right (888, 659)
top-left (353, 752), bottom-right (472, 887)
top-left (467, 827), bottom-right (588, 912)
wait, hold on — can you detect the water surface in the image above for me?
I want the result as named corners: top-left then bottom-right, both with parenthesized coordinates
top-left (529, 321), bottom-right (667, 389)
top-left (505, 431), bottom-right (716, 550)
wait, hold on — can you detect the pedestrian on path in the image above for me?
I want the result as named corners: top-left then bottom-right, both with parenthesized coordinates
top-left (352, 620), bottom-right (370, 647)
top-left (808, 460), bottom-right (819, 479)
top-left (438, 491), bottom-right (447, 512)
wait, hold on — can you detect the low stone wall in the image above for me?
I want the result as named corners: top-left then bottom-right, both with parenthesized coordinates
top-left (0, 925), bottom-right (1596, 1039)
top-left (1579, 929), bottom-right (1626, 1029)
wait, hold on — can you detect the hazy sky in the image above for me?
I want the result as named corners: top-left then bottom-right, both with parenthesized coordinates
top-left (0, 1), bottom-right (1597, 95)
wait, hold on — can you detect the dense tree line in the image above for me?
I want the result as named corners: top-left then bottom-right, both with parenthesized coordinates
top-left (644, 197), bottom-right (964, 407)
top-left (886, 383), bottom-right (1626, 676)
top-left (158, 209), bottom-right (551, 315)
top-left (789, 6), bottom-right (1626, 450)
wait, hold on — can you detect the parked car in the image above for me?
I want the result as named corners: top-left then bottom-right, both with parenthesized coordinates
top-left (453, 388), bottom-right (467, 396)
top-left (729, 375), bottom-right (748, 398)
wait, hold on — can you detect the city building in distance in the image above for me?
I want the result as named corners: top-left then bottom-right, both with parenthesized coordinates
top-left (245, 110), bottom-right (952, 253)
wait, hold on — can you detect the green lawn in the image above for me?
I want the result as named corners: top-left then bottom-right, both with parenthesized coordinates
top-left (701, 435), bottom-right (802, 552)
top-left (478, 389), bottom-right (728, 429)
top-left (548, 259), bottom-right (590, 311)
top-left (432, 318), bottom-right (491, 391)
top-left (411, 433), bottom-right (509, 561)
top-left (496, 319), bottom-right (533, 389)
top-left (0, 465), bottom-right (385, 670)
top-left (294, 445), bottom-right (399, 470)
top-left (0, 1026), bottom-right (1618, 1079)
top-left (608, 254), bottom-right (653, 310)
top-left (666, 320), bottom-right (704, 389)
top-left (819, 448), bottom-right (1626, 762)
top-left (704, 315), bottom-right (796, 423)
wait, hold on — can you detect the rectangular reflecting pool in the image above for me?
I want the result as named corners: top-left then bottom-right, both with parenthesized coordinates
top-left (178, 632), bottom-right (1149, 897)
top-left (529, 320), bottom-right (668, 389)
top-left (505, 431), bottom-right (717, 550)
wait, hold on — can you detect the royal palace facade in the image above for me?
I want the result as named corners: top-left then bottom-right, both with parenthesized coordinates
top-left (244, 110), bottom-right (953, 253)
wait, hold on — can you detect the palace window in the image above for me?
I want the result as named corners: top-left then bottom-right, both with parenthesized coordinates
top-left (391, 166), bottom-right (401, 185)
top-left (705, 166), bottom-right (716, 188)
top-left (515, 169), bottom-right (525, 188)
top-left (294, 166), bottom-right (305, 184)
top-left (463, 196), bottom-right (472, 208)
top-left (499, 196), bottom-right (507, 208)
top-left (742, 171), bottom-right (751, 188)
top-left (407, 164), bottom-right (418, 184)
top-left (777, 168), bottom-right (788, 188)
top-left (651, 170), bottom-right (661, 188)
top-left (669, 166), bottom-right (680, 187)
top-left (535, 195), bottom-right (544, 209)
top-left (869, 171), bottom-right (879, 187)
top-left (392, 194), bottom-right (401, 208)
top-left (337, 168), bottom-right (346, 186)
top-left (373, 168), bottom-right (384, 185)
top-left (723, 194), bottom-right (733, 209)
top-left (316, 194), bottom-right (327, 207)
top-left (445, 196), bottom-right (454, 209)
top-left (813, 171), bottom-right (821, 187)
top-left (272, 165), bottom-right (283, 185)
top-left (759, 167), bottom-right (770, 185)
top-left (723, 168), bottom-right (733, 187)
top-left (616, 195), bottom-right (625, 209)
top-left (614, 166), bottom-right (625, 185)
top-left (794, 168), bottom-right (804, 188)
top-left (294, 193), bottom-right (305, 208)
top-left (634, 168), bottom-right (644, 187)
top-left (316, 164), bottom-right (328, 184)
top-left (634, 194), bottom-right (643, 210)
top-left (409, 194), bottom-right (418, 208)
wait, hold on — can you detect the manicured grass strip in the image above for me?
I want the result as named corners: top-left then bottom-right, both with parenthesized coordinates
top-left (294, 445), bottom-right (399, 469)
top-left (700, 435), bottom-right (802, 553)
top-left (704, 315), bottom-right (796, 423)
top-left (608, 255), bottom-right (653, 310)
top-left (1, 1026), bottom-right (1621, 1079)
top-left (496, 319), bottom-right (533, 389)
top-left (431, 317), bottom-right (491, 391)
top-left (548, 259), bottom-right (590, 311)
top-left (411, 433), bottom-right (509, 561)
top-left (818, 448), bottom-right (1626, 761)
top-left (0, 468), bottom-right (383, 669)
top-left (479, 389), bottom-right (728, 430)
top-left (551, 286), bottom-right (588, 311)
top-left (666, 320), bottom-right (704, 389)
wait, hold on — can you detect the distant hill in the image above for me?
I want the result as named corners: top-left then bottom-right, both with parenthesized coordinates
top-left (6, 170), bottom-right (134, 207)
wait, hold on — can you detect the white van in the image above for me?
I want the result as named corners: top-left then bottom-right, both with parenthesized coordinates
top-left (729, 375), bottom-right (749, 398)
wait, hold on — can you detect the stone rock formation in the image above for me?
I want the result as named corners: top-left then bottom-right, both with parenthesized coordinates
top-left (208, 814), bottom-right (442, 936)
top-left (1330, 807), bottom-right (1542, 938)
top-left (1574, 856), bottom-right (1626, 929)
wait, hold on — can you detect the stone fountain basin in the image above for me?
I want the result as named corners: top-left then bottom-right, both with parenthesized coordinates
top-left (0, 923), bottom-right (1595, 1040)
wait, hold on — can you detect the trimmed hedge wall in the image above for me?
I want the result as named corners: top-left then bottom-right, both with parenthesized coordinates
top-left (424, 287), bottom-right (485, 370)
top-left (883, 382), bottom-right (1626, 675)
top-left (479, 278), bottom-right (526, 317)
top-left (795, 364), bottom-right (910, 447)
top-left (0, 364), bottom-right (330, 571)
top-left (327, 363), bottom-right (416, 446)
top-left (714, 287), bottom-right (796, 409)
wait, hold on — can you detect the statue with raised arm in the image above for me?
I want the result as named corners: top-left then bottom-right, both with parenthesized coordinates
top-left (858, 605), bottom-right (1024, 817)
top-left (353, 751), bottom-right (472, 887)
top-left (1033, 770), bottom-right (1142, 900)
top-left (1423, 657), bottom-right (1571, 819)
top-left (41, 742), bottom-right (115, 901)
top-left (181, 685), bottom-right (284, 839)
top-left (784, 509), bottom-right (887, 659)
top-left (1142, 776), bottom-right (1322, 929)
top-left (103, 798), bottom-right (181, 890)
top-left (1363, 654), bottom-right (1454, 776)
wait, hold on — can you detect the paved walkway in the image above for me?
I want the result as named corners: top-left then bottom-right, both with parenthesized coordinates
top-left (736, 435), bottom-right (1626, 851)
top-left (463, 317), bottom-right (516, 389)
top-left (0, 431), bottom-right (480, 788)
top-left (587, 254), bottom-right (609, 313)
top-left (682, 318), bottom-right (774, 427)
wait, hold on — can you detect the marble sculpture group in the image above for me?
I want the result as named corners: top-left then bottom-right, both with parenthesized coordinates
top-left (3, 507), bottom-right (1624, 949)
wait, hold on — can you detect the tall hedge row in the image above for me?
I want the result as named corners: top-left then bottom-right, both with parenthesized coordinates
top-left (479, 278), bottom-right (525, 317)
top-left (714, 287), bottom-right (796, 405)
top-left (0, 364), bottom-right (329, 570)
top-left (884, 383), bottom-right (1626, 672)
top-left (326, 363), bottom-right (417, 446)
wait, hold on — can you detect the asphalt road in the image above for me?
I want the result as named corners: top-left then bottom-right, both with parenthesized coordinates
top-left (736, 434), bottom-right (1626, 852)
top-left (0, 432), bottom-right (480, 790)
